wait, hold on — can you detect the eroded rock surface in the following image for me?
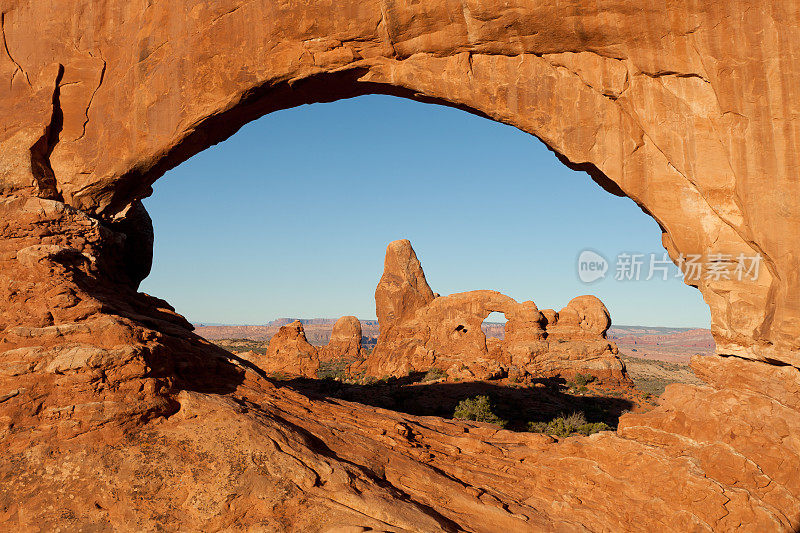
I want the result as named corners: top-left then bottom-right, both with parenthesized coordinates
top-left (320, 315), bottom-right (363, 362)
top-left (356, 241), bottom-right (629, 384)
top-left (0, 175), bottom-right (798, 532)
top-left (1, 0), bottom-right (798, 363)
top-left (257, 320), bottom-right (320, 378)
top-left (1, 0), bottom-right (799, 530)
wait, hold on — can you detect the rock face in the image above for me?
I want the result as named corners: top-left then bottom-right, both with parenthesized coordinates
top-left (532, 296), bottom-right (627, 381)
top-left (319, 315), bottom-right (362, 362)
top-left (356, 241), bottom-right (629, 383)
top-left (258, 320), bottom-right (319, 378)
top-left (1, 1), bottom-right (800, 531)
top-left (375, 240), bottom-right (436, 330)
top-left (1, 0), bottom-right (798, 364)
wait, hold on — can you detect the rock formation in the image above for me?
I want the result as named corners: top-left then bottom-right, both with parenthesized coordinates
top-left (319, 315), bottom-right (362, 362)
top-left (1, 0), bottom-right (800, 530)
top-left (2, 0), bottom-right (797, 364)
top-left (257, 320), bottom-right (320, 378)
top-left (355, 241), bottom-right (629, 384)
top-left (375, 240), bottom-right (437, 329)
top-left (530, 296), bottom-right (628, 381)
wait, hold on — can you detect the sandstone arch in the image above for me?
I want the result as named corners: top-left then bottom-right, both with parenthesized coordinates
top-left (1, 0), bottom-right (800, 530)
top-left (357, 241), bottom-right (630, 383)
top-left (2, 0), bottom-right (799, 362)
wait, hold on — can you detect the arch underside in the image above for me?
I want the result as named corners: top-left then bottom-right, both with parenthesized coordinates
top-left (1, 0), bottom-right (799, 530)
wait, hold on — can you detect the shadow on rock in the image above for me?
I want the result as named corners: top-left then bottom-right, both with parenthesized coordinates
top-left (277, 373), bottom-right (635, 432)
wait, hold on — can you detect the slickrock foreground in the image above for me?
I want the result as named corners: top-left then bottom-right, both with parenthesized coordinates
top-left (1, 0), bottom-right (800, 531)
top-left (354, 240), bottom-right (629, 384)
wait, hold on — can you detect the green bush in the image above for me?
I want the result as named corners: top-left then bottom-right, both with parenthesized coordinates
top-left (422, 368), bottom-right (448, 382)
top-left (571, 373), bottom-right (596, 387)
top-left (527, 411), bottom-right (610, 438)
top-left (453, 396), bottom-right (507, 428)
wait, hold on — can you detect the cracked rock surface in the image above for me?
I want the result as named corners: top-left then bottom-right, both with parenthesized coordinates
top-left (1, 0), bottom-right (800, 531)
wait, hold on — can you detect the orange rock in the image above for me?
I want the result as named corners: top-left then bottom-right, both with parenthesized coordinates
top-left (374, 239), bottom-right (435, 330)
top-left (320, 316), bottom-right (362, 362)
top-left (0, 1), bottom-right (799, 530)
top-left (0, 192), bottom-right (798, 533)
top-left (356, 241), bottom-right (629, 384)
top-left (1, 0), bottom-right (795, 363)
top-left (258, 320), bottom-right (319, 378)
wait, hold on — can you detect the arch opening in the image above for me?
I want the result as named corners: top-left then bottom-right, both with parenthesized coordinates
top-left (139, 94), bottom-right (713, 434)
top-left (481, 312), bottom-right (507, 340)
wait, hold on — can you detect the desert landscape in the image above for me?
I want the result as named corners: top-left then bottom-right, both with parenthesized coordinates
top-left (202, 307), bottom-right (714, 404)
top-left (201, 240), bottom-right (655, 434)
top-left (2, 0), bottom-right (800, 531)
top-left (207, 325), bottom-right (709, 400)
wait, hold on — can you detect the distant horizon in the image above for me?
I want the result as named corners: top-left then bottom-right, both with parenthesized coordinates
top-left (190, 318), bottom-right (712, 331)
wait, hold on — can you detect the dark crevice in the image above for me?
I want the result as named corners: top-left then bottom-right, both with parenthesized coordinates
top-left (1, 11), bottom-right (31, 88)
top-left (29, 63), bottom-right (65, 202)
top-left (718, 353), bottom-right (798, 370)
top-left (550, 152), bottom-right (627, 198)
top-left (77, 58), bottom-right (106, 141)
top-left (639, 70), bottom-right (709, 83)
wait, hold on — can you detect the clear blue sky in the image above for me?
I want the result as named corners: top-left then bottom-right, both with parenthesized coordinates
top-left (141, 95), bottom-right (710, 328)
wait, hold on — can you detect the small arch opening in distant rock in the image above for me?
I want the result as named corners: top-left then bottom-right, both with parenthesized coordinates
top-left (455, 324), bottom-right (467, 333)
top-left (481, 311), bottom-right (507, 340)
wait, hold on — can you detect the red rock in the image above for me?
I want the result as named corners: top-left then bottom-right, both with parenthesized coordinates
top-left (258, 320), bottom-right (319, 378)
top-left (0, 1), bottom-right (799, 530)
top-left (320, 316), bottom-right (362, 362)
top-left (356, 241), bottom-right (629, 384)
top-left (374, 239), bottom-right (435, 330)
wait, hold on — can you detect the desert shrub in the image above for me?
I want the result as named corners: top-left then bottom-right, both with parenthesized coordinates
top-left (422, 368), bottom-right (448, 382)
top-left (527, 411), bottom-right (610, 438)
top-left (453, 396), bottom-right (507, 427)
top-left (577, 422), bottom-right (611, 435)
top-left (343, 369), bottom-right (366, 385)
top-left (563, 411), bottom-right (587, 427)
top-left (571, 373), bottom-right (596, 387)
